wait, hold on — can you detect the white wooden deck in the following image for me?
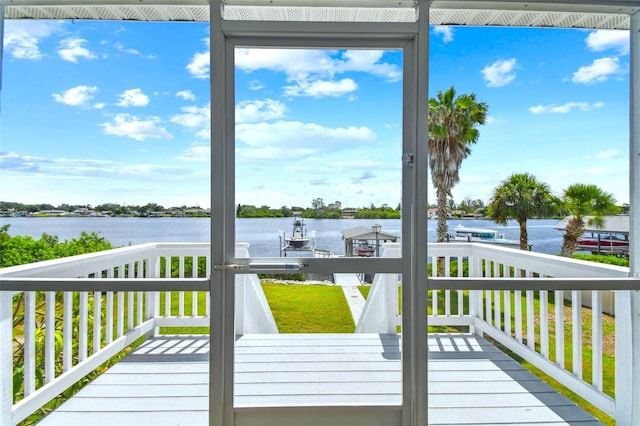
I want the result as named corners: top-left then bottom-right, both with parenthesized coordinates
top-left (37, 333), bottom-right (602, 426)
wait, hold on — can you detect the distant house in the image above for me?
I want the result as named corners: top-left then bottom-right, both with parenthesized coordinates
top-left (341, 208), bottom-right (358, 219)
top-left (36, 210), bottom-right (68, 216)
top-left (184, 208), bottom-right (210, 217)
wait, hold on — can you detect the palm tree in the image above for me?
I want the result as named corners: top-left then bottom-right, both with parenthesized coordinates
top-left (487, 173), bottom-right (553, 250)
top-left (558, 183), bottom-right (618, 257)
top-left (428, 86), bottom-right (488, 242)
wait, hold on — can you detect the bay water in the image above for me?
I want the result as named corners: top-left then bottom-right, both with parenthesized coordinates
top-left (0, 217), bottom-right (564, 256)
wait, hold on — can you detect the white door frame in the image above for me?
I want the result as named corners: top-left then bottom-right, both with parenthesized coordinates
top-left (209, 2), bottom-right (428, 425)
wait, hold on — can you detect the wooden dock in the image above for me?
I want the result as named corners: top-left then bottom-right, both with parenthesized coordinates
top-left (37, 333), bottom-right (602, 426)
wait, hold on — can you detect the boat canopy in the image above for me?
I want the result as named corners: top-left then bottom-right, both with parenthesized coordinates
top-left (554, 215), bottom-right (630, 234)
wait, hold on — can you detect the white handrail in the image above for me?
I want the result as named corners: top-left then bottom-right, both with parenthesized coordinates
top-left (0, 241), bottom-right (635, 425)
top-left (0, 242), bottom-right (276, 425)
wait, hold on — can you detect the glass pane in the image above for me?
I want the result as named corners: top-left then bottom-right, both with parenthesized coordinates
top-left (234, 47), bottom-right (403, 258)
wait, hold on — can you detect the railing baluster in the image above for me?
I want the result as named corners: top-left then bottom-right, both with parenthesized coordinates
top-left (93, 291), bottom-right (101, 355)
top-left (63, 292), bottom-right (72, 371)
top-left (444, 290), bottom-right (451, 316)
top-left (179, 256), bottom-right (185, 317)
top-left (136, 260), bottom-right (143, 326)
top-left (494, 289), bottom-right (501, 330)
top-left (540, 290), bottom-right (549, 358)
top-left (572, 290), bottom-right (583, 379)
top-left (106, 291), bottom-right (113, 345)
top-left (117, 291), bottom-right (124, 338)
top-left (137, 291), bottom-right (143, 326)
top-left (526, 290), bottom-right (535, 350)
top-left (504, 290), bottom-right (511, 337)
top-left (127, 290), bottom-right (134, 331)
top-left (24, 291), bottom-right (36, 396)
top-left (555, 290), bottom-right (564, 368)
top-left (106, 268), bottom-right (114, 345)
top-left (192, 256), bottom-right (198, 316)
top-left (45, 291), bottom-right (55, 383)
top-left (456, 259), bottom-right (464, 315)
top-left (78, 292), bottom-right (88, 362)
top-left (592, 290), bottom-right (603, 390)
top-left (431, 256), bottom-right (439, 317)
top-left (432, 288), bottom-right (438, 317)
top-left (165, 255), bottom-right (172, 316)
top-left (485, 289), bottom-right (492, 326)
top-left (514, 289), bottom-right (523, 343)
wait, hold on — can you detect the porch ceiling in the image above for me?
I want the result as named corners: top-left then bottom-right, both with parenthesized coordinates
top-left (2, 0), bottom-right (640, 29)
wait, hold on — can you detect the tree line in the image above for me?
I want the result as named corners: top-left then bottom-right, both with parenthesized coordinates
top-left (0, 202), bottom-right (208, 217)
top-left (236, 198), bottom-right (401, 219)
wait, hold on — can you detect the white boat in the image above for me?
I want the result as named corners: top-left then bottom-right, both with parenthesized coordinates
top-left (282, 218), bottom-right (315, 252)
top-left (447, 225), bottom-right (521, 248)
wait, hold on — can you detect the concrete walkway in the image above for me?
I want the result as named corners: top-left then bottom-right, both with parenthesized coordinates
top-left (334, 273), bottom-right (366, 325)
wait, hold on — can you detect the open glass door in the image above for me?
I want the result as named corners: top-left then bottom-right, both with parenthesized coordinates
top-left (210, 3), bottom-right (428, 425)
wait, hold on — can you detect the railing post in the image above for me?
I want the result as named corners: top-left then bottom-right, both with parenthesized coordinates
top-left (615, 290), bottom-right (640, 425)
top-left (1, 291), bottom-right (13, 426)
top-left (146, 254), bottom-right (159, 336)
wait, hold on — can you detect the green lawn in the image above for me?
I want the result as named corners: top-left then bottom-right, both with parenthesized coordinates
top-left (261, 283), bottom-right (355, 333)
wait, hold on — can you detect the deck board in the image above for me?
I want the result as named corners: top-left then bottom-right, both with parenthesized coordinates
top-left (36, 333), bottom-right (604, 426)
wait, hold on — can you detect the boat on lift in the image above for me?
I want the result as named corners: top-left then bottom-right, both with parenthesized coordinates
top-left (282, 218), bottom-right (315, 253)
top-left (578, 232), bottom-right (629, 255)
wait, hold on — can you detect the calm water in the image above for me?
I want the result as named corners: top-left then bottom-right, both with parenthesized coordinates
top-left (0, 217), bottom-right (564, 256)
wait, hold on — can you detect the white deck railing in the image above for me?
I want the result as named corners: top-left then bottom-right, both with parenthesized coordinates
top-left (0, 242), bottom-right (276, 425)
top-left (0, 241), bottom-right (634, 425)
top-left (358, 242), bottom-right (629, 421)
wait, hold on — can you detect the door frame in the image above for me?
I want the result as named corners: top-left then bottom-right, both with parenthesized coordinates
top-left (210, 2), bottom-right (428, 425)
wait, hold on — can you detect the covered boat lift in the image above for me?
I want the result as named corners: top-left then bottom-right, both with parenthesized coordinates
top-left (341, 226), bottom-right (399, 257)
top-left (555, 215), bottom-right (630, 255)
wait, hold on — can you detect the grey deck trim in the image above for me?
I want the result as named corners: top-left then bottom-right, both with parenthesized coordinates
top-left (36, 334), bottom-right (603, 426)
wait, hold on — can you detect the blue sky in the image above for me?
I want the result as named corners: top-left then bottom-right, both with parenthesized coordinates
top-left (0, 20), bottom-right (631, 209)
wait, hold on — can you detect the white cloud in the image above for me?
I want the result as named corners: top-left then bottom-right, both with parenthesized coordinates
top-left (58, 38), bottom-right (97, 63)
top-left (113, 42), bottom-right (156, 59)
top-left (171, 104), bottom-right (210, 135)
top-left (235, 49), bottom-right (401, 97)
top-left (176, 90), bottom-right (196, 101)
top-left (4, 21), bottom-right (64, 60)
top-left (528, 101), bottom-right (604, 114)
top-left (176, 145), bottom-right (210, 162)
top-left (485, 116), bottom-right (506, 125)
top-left (236, 120), bottom-right (375, 160)
top-left (249, 80), bottom-right (265, 91)
top-left (284, 78), bottom-right (358, 98)
top-left (186, 38), bottom-right (210, 79)
top-left (586, 30), bottom-right (629, 55)
top-left (100, 113), bottom-right (173, 141)
top-left (572, 56), bottom-right (622, 85)
top-left (237, 49), bottom-right (401, 81)
top-left (338, 51), bottom-right (401, 81)
top-left (52, 85), bottom-right (99, 107)
top-left (480, 58), bottom-right (517, 87)
top-left (236, 99), bottom-right (286, 123)
top-left (116, 88), bottom-right (150, 107)
top-left (434, 26), bottom-right (454, 43)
